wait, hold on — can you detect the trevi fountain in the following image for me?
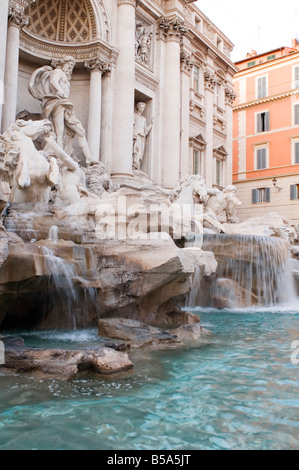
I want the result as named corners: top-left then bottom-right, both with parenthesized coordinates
top-left (0, 3), bottom-right (298, 451)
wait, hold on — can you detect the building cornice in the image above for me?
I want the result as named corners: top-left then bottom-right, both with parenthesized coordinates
top-left (234, 89), bottom-right (299, 111)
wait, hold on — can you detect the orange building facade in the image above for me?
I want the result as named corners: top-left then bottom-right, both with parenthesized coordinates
top-left (233, 40), bottom-right (299, 224)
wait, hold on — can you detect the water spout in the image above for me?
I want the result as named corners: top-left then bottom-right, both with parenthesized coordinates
top-left (48, 225), bottom-right (59, 242)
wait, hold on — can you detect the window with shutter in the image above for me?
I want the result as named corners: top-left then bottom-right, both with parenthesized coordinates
top-left (252, 189), bottom-right (258, 204)
top-left (257, 148), bottom-right (267, 169)
top-left (252, 188), bottom-right (271, 204)
top-left (257, 112), bottom-right (270, 132)
top-left (193, 150), bottom-right (199, 174)
top-left (257, 76), bottom-right (267, 99)
top-left (295, 66), bottom-right (299, 88)
top-left (295, 142), bottom-right (299, 165)
top-left (265, 187), bottom-right (271, 203)
top-left (290, 184), bottom-right (299, 200)
top-left (194, 66), bottom-right (200, 93)
top-left (294, 104), bottom-right (299, 125)
top-left (216, 159), bottom-right (222, 186)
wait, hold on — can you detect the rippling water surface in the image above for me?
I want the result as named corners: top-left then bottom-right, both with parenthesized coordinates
top-left (0, 309), bottom-right (299, 450)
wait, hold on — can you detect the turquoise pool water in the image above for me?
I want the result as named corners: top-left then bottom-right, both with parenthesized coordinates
top-left (0, 308), bottom-right (299, 450)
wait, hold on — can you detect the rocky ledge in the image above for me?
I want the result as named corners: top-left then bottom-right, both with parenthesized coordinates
top-left (0, 336), bottom-right (133, 379)
top-left (98, 318), bottom-right (211, 349)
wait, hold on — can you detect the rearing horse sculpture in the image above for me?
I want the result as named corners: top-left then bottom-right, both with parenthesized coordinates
top-left (2, 119), bottom-right (60, 204)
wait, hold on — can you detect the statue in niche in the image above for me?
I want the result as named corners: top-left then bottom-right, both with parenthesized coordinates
top-left (29, 56), bottom-right (96, 165)
top-left (135, 24), bottom-right (153, 65)
top-left (132, 102), bottom-right (154, 171)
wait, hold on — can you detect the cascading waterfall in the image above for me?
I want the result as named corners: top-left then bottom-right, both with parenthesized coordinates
top-left (41, 246), bottom-right (79, 329)
top-left (186, 234), bottom-right (297, 308)
top-left (41, 246), bottom-right (100, 329)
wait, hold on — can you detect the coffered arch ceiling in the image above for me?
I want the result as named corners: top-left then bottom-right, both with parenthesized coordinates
top-left (21, 0), bottom-right (112, 63)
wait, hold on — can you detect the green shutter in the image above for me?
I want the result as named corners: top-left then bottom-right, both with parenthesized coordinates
top-left (295, 104), bottom-right (299, 125)
top-left (265, 187), bottom-right (271, 203)
top-left (295, 67), bottom-right (299, 88)
top-left (252, 189), bottom-right (258, 204)
top-left (295, 143), bottom-right (299, 165)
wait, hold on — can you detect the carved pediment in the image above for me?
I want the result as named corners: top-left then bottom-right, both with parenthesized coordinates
top-left (189, 134), bottom-right (207, 149)
top-left (213, 145), bottom-right (228, 160)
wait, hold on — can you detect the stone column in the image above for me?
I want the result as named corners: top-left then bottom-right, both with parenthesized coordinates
top-left (111, 0), bottom-right (137, 181)
top-left (2, 0), bottom-right (29, 132)
top-left (0, 0), bottom-right (9, 132)
top-left (225, 86), bottom-right (237, 186)
top-left (204, 70), bottom-right (217, 188)
top-left (180, 51), bottom-right (193, 179)
top-left (159, 17), bottom-right (186, 189)
top-left (85, 57), bottom-right (110, 162)
top-left (101, 67), bottom-right (115, 170)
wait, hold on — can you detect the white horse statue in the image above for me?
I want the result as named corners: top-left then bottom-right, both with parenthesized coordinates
top-left (171, 175), bottom-right (208, 206)
top-left (2, 119), bottom-right (60, 204)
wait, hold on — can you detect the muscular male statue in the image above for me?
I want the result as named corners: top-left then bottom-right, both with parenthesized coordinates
top-left (29, 56), bottom-right (96, 164)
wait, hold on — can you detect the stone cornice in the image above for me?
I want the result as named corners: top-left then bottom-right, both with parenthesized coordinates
top-left (20, 30), bottom-right (119, 64)
top-left (234, 89), bottom-right (299, 111)
top-left (135, 64), bottom-right (160, 92)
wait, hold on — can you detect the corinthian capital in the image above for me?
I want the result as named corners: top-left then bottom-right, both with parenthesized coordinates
top-left (158, 17), bottom-right (186, 41)
top-left (117, 0), bottom-right (139, 6)
top-left (204, 70), bottom-right (217, 91)
top-left (8, 0), bottom-right (29, 28)
top-left (85, 56), bottom-right (111, 74)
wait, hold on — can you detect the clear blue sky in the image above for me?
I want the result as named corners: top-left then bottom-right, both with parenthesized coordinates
top-left (195, 0), bottom-right (299, 62)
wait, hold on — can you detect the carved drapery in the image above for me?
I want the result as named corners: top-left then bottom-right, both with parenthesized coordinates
top-left (135, 22), bottom-right (153, 66)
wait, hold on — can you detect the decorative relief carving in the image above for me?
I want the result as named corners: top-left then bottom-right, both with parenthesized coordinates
top-left (157, 17), bottom-right (186, 42)
top-left (225, 86), bottom-right (237, 105)
top-left (180, 51), bottom-right (194, 75)
top-left (8, 0), bottom-right (29, 28)
top-left (85, 56), bottom-right (111, 74)
top-left (204, 70), bottom-right (217, 91)
top-left (135, 22), bottom-right (154, 66)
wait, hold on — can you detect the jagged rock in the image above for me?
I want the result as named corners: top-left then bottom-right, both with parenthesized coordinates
top-left (172, 323), bottom-right (212, 344)
top-left (0, 338), bottom-right (133, 379)
top-left (0, 233), bottom-right (217, 329)
top-left (98, 318), bottom-right (181, 349)
top-left (223, 212), bottom-right (296, 242)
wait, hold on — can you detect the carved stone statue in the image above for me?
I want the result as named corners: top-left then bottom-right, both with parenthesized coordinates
top-left (28, 56), bottom-right (96, 164)
top-left (132, 102), bottom-right (154, 171)
top-left (2, 119), bottom-right (60, 205)
top-left (135, 24), bottom-right (153, 65)
top-left (205, 185), bottom-right (241, 224)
